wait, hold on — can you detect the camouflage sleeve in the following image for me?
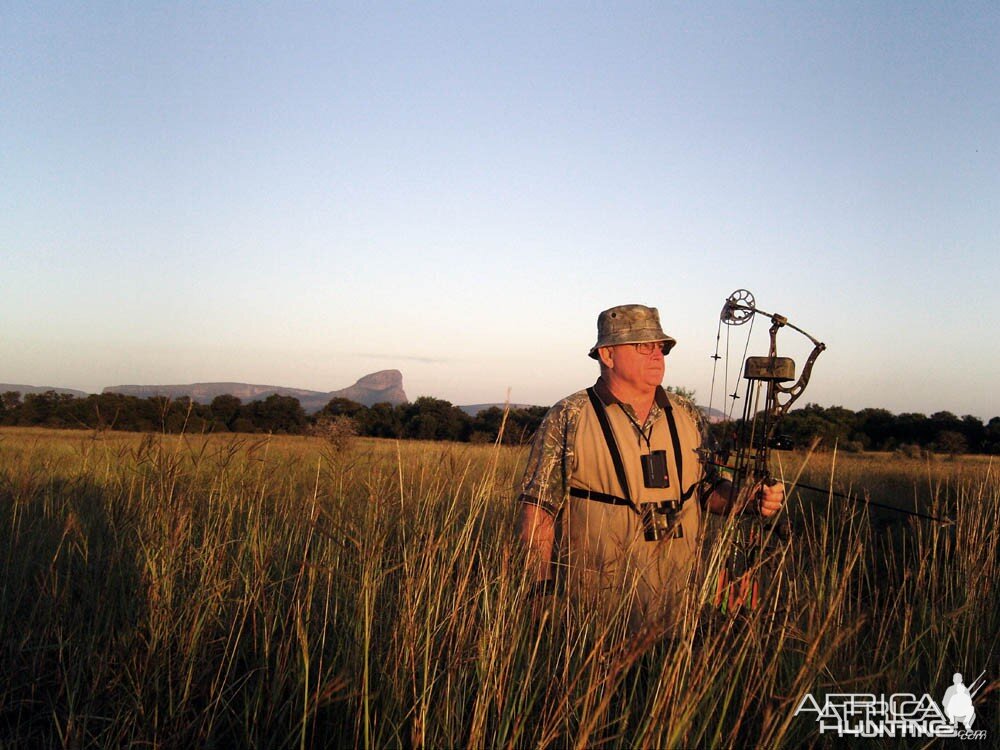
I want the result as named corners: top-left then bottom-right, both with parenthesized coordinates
top-left (517, 395), bottom-right (582, 517)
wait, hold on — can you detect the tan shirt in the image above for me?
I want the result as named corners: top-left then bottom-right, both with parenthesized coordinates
top-left (520, 379), bottom-right (709, 631)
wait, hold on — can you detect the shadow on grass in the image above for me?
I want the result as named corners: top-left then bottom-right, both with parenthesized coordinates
top-left (0, 475), bottom-right (144, 747)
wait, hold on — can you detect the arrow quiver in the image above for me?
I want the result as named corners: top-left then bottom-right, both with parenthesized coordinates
top-left (708, 289), bottom-right (826, 611)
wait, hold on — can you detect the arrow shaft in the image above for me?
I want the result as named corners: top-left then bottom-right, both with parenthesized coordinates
top-left (790, 480), bottom-right (949, 523)
top-left (703, 460), bottom-right (950, 523)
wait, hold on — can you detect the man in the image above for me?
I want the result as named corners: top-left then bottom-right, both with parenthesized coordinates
top-left (518, 304), bottom-right (784, 633)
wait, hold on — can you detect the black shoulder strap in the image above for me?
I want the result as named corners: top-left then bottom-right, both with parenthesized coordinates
top-left (585, 387), bottom-right (635, 511)
top-left (657, 388), bottom-right (697, 502)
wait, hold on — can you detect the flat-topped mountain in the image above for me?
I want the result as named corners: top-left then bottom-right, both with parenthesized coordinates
top-left (104, 370), bottom-right (408, 413)
top-left (0, 384), bottom-right (89, 398)
top-left (331, 371), bottom-right (408, 406)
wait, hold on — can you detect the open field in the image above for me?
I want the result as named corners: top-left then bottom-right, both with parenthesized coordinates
top-left (1, 426), bottom-right (996, 748)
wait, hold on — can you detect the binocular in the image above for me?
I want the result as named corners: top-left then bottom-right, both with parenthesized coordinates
top-left (641, 499), bottom-right (683, 541)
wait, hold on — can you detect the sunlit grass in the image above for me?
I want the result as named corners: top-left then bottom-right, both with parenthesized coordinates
top-left (0, 427), bottom-right (995, 747)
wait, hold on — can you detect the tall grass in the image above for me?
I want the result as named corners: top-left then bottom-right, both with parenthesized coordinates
top-left (0, 427), bottom-right (996, 748)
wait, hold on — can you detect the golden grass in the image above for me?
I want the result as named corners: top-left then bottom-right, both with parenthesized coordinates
top-left (0, 428), bottom-right (995, 748)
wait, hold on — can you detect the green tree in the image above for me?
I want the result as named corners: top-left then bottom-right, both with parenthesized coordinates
top-left (781, 404), bottom-right (852, 448)
top-left (210, 395), bottom-right (242, 430)
top-left (87, 393), bottom-right (126, 430)
top-left (986, 417), bottom-right (1000, 454)
top-left (1, 391), bottom-right (21, 412)
top-left (929, 411), bottom-right (963, 441)
top-left (470, 406), bottom-right (505, 443)
top-left (468, 405), bottom-right (549, 445)
top-left (19, 391), bottom-right (77, 427)
top-left (319, 397), bottom-right (366, 419)
top-left (359, 402), bottom-right (403, 438)
top-left (960, 415), bottom-right (986, 453)
top-left (935, 430), bottom-right (967, 455)
top-left (400, 397), bottom-right (470, 441)
top-left (855, 408), bottom-right (896, 451)
top-left (504, 406), bottom-right (549, 444)
top-left (0, 391), bottom-right (26, 425)
top-left (163, 396), bottom-right (209, 433)
top-left (250, 395), bottom-right (308, 434)
top-left (894, 413), bottom-right (931, 446)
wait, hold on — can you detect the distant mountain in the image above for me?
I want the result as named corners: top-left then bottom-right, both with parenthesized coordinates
top-left (0, 383), bottom-right (89, 398)
top-left (328, 371), bottom-right (408, 408)
top-left (701, 406), bottom-right (728, 423)
top-left (103, 370), bottom-right (408, 413)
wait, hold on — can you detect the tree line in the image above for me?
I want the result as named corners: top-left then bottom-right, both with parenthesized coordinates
top-left (3, 390), bottom-right (999, 454)
top-left (0, 390), bottom-right (548, 445)
top-left (715, 403), bottom-right (1000, 455)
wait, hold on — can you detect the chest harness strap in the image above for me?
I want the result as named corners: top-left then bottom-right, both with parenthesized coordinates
top-left (656, 389), bottom-right (698, 502)
top-left (569, 387), bottom-right (696, 512)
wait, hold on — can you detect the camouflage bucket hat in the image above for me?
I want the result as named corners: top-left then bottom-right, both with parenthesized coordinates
top-left (588, 304), bottom-right (677, 359)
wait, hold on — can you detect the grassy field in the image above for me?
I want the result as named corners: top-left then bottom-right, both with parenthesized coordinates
top-left (0, 426), bottom-right (996, 748)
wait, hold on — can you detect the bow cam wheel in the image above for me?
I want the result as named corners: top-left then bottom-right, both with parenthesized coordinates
top-left (721, 289), bottom-right (755, 325)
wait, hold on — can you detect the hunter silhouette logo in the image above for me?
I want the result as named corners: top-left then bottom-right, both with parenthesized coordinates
top-left (794, 669), bottom-right (988, 740)
top-left (942, 672), bottom-right (982, 731)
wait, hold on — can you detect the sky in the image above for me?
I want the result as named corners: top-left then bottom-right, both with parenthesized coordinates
top-left (3, 2), bottom-right (998, 419)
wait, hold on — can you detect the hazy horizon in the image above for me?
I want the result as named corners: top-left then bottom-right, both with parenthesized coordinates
top-left (3, 365), bottom-right (997, 422)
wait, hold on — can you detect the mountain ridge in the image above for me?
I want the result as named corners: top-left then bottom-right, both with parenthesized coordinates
top-left (102, 370), bottom-right (408, 413)
top-left (3, 378), bottom-right (721, 419)
top-left (0, 384), bottom-right (89, 398)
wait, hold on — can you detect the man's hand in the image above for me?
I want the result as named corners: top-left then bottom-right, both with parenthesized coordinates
top-left (754, 480), bottom-right (785, 518)
top-left (706, 479), bottom-right (784, 517)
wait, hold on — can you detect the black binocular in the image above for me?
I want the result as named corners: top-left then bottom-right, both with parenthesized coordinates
top-left (641, 499), bottom-right (683, 541)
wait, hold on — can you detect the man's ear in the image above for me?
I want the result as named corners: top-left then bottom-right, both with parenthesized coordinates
top-left (597, 346), bottom-right (615, 369)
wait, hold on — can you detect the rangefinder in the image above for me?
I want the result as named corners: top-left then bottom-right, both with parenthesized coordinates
top-left (640, 450), bottom-right (670, 488)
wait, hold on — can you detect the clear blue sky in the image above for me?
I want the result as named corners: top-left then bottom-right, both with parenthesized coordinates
top-left (3, 2), bottom-right (998, 419)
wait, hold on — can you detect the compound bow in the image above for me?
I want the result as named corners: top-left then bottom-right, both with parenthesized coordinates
top-left (705, 289), bottom-right (947, 610)
top-left (707, 289), bottom-right (826, 610)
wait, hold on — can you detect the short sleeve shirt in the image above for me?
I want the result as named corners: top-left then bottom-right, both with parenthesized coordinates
top-left (518, 378), bottom-right (715, 631)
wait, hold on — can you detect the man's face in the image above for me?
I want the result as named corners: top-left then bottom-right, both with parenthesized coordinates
top-left (603, 342), bottom-right (666, 391)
